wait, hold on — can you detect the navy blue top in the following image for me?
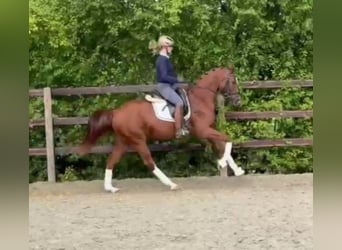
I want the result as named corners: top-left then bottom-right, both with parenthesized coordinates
top-left (156, 55), bottom-right (178, 85)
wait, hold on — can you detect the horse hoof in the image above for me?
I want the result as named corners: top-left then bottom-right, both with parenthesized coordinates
top-left (105, 186), bottom-right (120, 193)
top-left (170, 184), bottom-right (179, 190)
top-left (234, 168), bottom-right (245, 176)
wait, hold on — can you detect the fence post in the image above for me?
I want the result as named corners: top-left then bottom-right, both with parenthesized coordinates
top-left (43, 87), bottom-right (56, 182)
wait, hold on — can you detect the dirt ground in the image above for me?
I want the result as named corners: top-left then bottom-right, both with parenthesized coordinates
top-left (29, 173), bottom-right (313, 250)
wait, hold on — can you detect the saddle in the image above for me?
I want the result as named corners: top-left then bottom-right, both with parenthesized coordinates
top-left (145, 88), bottom-right (191, 122)
top-left (153, 88), bottom-right (189, 118)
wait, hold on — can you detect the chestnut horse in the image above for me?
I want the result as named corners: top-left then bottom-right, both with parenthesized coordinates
top-left (78, 65), bottom-right (245, 193)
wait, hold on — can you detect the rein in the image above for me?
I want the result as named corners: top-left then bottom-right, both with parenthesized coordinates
top-left (189, 86), bottom-right (217, 95)
top-left (189, 85), bottom-right (238, 100)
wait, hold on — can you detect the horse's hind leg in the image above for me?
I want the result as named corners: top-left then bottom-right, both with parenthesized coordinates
top-left (104, 140), bottom-right (127, 193)
top-left (132, 141), bottom-right (178, 190)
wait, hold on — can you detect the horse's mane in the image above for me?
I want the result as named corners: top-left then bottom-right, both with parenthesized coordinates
top-left (194, 67), bottom-right (226, 85)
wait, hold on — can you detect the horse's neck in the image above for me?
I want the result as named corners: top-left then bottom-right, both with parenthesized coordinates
top-left (187, 71), bottom-right (220, 111)
top-left (187, 86), bottom-right (217, 112)
top-left (197, 74), bottom-right (219, 92)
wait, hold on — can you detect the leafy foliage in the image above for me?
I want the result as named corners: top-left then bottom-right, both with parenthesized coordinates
top-left (29, 0), bottom-right (313, 182)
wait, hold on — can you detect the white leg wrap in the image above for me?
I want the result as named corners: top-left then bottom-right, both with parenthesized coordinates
top-left (227, 155), bottom-right (245, 176)
top-left (104, 169), bottom-right (119, 193)
top-left (217, 142), bottom-right (245, 176)
top-left (152, 166), bottom-right (178, 190)
top-left (217, 142), bottom-right (232, 168)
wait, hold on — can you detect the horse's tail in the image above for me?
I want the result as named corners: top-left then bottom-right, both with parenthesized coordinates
top-left (78, 110), bottom-right (114, 156)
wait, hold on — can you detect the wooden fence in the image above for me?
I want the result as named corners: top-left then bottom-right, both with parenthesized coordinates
top-left (29, 80), bottom-right (313, 182)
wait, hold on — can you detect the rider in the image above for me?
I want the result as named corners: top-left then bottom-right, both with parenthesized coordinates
top-left (149, 35), bottom-right (188, 138)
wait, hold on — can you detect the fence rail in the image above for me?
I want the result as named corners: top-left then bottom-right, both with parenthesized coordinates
top-left (29, 111), bottom-right (312, 128)
top-left (29, 138), bottom-right (313, 157)
top-left (29, 80), bottom-right (313, 97)
top-left (29, 80), bottom-right (313, 182)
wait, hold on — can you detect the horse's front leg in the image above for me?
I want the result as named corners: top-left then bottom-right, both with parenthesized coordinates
top-left (210, 139), bottom-right (245, 176)
top-left (193, 125), bottom-right (245, 176)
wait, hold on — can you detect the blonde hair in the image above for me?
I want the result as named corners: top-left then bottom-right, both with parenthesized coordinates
top-left (148, 35), bottom-right (174, 55)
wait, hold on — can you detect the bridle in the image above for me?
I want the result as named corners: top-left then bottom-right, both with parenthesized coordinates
top-left (226, 92), bottom-right (240, 100)
top-left (188, 73), bottom-right (240, 100)
top-left (223, 75), bottom-right (240, 100)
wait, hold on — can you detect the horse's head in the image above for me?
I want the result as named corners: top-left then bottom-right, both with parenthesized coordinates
top-left (218, 65), bottom-right (242, 107)
top-left (195, 65), bottom-right (242, 107)
top-left (207, 66), bottom-right (241, 107)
